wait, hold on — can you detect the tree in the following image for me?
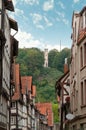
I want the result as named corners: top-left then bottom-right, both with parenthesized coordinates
top-left (48, 49), bottom-right (59, 68)
top-left (16, 47), bottom-right (70, 102)
top-left (55, 48), bottom-right (70, 72)
top-left (52, 103), bottom-right (59, 123)
top-left (16, 48), bottom-right (44, 80)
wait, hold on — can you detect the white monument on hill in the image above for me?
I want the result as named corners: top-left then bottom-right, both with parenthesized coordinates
top-left (44, 48), bottom-right (48, 67)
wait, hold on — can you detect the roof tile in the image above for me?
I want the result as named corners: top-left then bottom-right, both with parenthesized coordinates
top-left (12, 64), bottom-right (21, 100)
top-left (32, 85), bottom-right (36, 97)
top-left (36, 103), bottom-right (53, 126)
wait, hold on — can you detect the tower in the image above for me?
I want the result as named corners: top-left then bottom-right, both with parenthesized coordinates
top-left (44, 48), bottom-right (48, 67)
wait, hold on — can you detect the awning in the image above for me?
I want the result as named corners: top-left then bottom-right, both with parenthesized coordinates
top-left (4, 0), bottom-right (14, 11)
top-left (9, 17), bottom-right (18, 31)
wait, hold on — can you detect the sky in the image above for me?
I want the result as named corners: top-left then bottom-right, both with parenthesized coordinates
top-left (9, 0), bottom-right (86, 51)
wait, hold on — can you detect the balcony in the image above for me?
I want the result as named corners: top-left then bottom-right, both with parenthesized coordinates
top-left (77, 27), bottom-right (86, 45)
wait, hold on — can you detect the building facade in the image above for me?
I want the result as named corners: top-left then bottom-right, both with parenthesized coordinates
top-left (69, 6), bottom-right (86, 130)
top-left (11, 73), bottom-right (37, 130)
top-left (55, 58), bottom-right (70, 130)
top-left (0, 0), bottom-right (16, 130)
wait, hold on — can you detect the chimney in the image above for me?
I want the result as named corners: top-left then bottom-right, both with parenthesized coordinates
top-left (64, 58), bottom-right (68, 73)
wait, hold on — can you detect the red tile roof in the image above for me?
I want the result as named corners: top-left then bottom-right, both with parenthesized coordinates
top-left (36, 103), bottom-right (53, 127)
top-left (32, 85), bottom-right (36, 97)
top-left (27, 76), bottom-right (32, 91)
top-left (21, 76), bottom-right (33, 101)
top-left (12, 64), bottom-right (21, 100)
top-left (21, 77), bottom-right (27, 94)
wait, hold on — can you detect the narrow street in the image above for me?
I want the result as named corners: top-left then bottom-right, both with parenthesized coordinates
top-left (0, 0), bottom-right (86, 130)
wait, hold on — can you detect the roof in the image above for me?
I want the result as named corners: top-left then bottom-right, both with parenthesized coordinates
top-left (55, 71), bottom-right (69, 88)
top-left (32, 85), bottom-right (36, 97)
top-left (21, 76), bottom-right (32, 92)
top-left (80, 6), bottom-right (86, 15)
top-left (21, 77), bottom-right (27, 95)
top-left (21, 76), bottom-right (33, 102)
top-left (36, 103), bottom-right (53, 127)
top-left (4, 0), bottom-right (14, 11)
top-left (27, 76), bottom-right (32, 91)
top-left (12, 64), bottom-right (21, 100)
top-left (10, 36), bottom-right (19, 57)
top-left (55, 71), bottom-right (70, 97)
top-left (9, 17), bottom-right (18, 31)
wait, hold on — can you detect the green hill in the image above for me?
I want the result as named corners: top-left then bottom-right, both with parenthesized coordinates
top-left (16, 47), bottom-right (70, 123)
top-left (16, 47), bottom-right (70, 103)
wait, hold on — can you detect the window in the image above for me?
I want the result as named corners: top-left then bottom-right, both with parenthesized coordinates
top-left (80, 46), bottom-right (83, 68)
top-left (0, 44), bottom-right (2, 78)
top-left (84, 80), bottom-right (86, 105)
top-left (81, 80), bottom-right (86, 106)
top-left (75, 90), bottom-right (78, 110)
top-left (73, 125), bottom-right (77, 130)
top-left (84, 43), bottom-right (86, 65)
top-left (11, 116), bottom-right (16, 124)
top-left (80, 124), bottom-right (84, 130)
top-left (73, 81), bottom-right (78, 111)
top-left (80, 124), bottom-right (86, 130)
top-left (11, 102), bottom-right (16, 108)
top-left (85, 12), bottom-right (86, 27)
top-left (71, 93), bottom-right (73, 112)
top-left (74, 22), bottom-right (76, 41)
top-left (80, 16), bottom-right (83, 29)
top-left (81, 82), bottom-right (84, 105)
